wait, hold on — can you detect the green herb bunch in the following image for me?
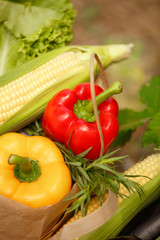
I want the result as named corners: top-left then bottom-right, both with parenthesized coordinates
top-left (23, 120), bottom-right (144, 216)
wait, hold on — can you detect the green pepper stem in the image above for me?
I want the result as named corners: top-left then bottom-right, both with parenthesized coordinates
top-left (8, 154), bottom-right (41, 182)
top-left (9, 154), bottom-right (33, 174)
top-left (85, 81), bottom-right (122, 113)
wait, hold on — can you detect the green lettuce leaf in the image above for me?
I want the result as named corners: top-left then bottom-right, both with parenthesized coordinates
top-left (0, 0), bottom-right (76, 75)
top-left (0, 24), bottom-right (22, 75)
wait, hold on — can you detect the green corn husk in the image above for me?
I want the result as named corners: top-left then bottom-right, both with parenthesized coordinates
top-left (0, 44), bottom-right (133, 135)
top-left (78, 173), bottom-right (160, 240)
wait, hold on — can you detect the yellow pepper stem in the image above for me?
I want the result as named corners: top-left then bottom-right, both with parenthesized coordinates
top-left (8, 154), bottom-right (41, 182)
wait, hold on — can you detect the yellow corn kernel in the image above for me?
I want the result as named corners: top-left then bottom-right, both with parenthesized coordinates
top-left (0, 52), bottom-right (83, 124)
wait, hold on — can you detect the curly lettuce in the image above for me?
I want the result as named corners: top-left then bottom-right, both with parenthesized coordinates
top-left (0, 0), bottom-right (76, 75)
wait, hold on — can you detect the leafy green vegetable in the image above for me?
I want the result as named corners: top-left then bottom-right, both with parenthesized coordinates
top-left (113, 76), bottom-right (160, 148)
top-left (0, 0), bottom-right (76, 75)
top-left (0, 24), bottom-right (21, 75)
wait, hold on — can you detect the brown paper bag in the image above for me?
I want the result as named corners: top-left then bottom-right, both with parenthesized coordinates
top-left (49, 190), bottom-right (118, 240)
top-left (0, 184), bottom-right (79, 240)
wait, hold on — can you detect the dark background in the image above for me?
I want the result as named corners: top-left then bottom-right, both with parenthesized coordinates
top-left (71, 0), bottom-right (160, 170)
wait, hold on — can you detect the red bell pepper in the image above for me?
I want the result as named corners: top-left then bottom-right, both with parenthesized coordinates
top-left (42, 82), bottom-right (122, 160)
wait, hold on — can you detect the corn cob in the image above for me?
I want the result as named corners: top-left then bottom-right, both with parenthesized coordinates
top-left (118, 153), bottom-right (160, 203)
top-left (0, 51), bottom-right (83, 124)
top-left (0, 44), bottom-right (133, 135)
top-left (58, 153), bottom-right (160, 240)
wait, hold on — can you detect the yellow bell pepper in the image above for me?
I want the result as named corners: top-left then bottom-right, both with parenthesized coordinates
top-left (0, 132), bottom-right (72, 208)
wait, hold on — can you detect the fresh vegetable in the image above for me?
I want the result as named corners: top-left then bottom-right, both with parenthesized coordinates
top-left (42, 81), bottom-right (122, 160)
top-left (113, 75), bottom-right (160, 148)
top-left (78, 153), bottom-right (160, 240)
top-left (0, 43), bottom-right (133, 135)
top-left (30, 125), bottom-right (146, 219)
top-left (22, 119), bottom-right (146, 217)
top-left (0, 132), bottom-right (72, 208)
top-left (59, 153), bottom-right (160, 228)
top-left (0, 0), bottom-right (76, 74)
